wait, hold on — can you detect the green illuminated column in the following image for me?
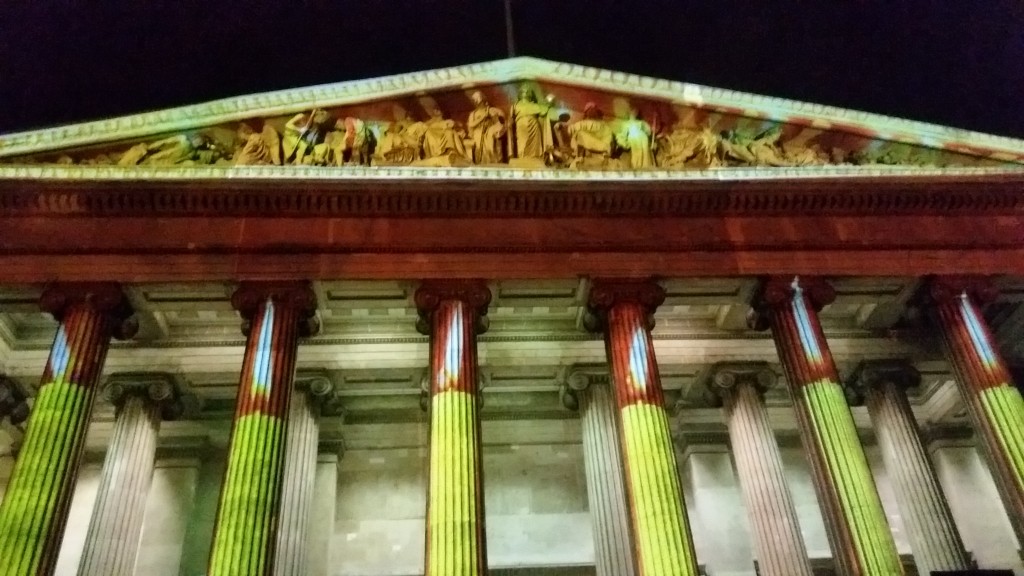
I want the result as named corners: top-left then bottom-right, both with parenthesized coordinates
top-left (587, 280), bottom-right (700, 576)
top-left (207, 282), bottom-right (318, 576)
top-left (926, 276), bottom-right (1024, 543)
top-left (0, 283), bottom-right (135, 576)
top-left (707, 363), bottom-right (814, 576)
top-left (750, 276), bottom-right (903, 576)
top-left (415, 280), bottom-right (491, 576)
top-left (78, 373), bottom-right (184, 576)
top-left (846, 360), bottom-right (971, 575)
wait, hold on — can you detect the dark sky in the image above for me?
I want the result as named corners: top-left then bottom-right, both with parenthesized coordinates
top-left (2, 1), bottom-right (1023, 138)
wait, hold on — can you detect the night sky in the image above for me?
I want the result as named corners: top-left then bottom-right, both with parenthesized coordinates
top-left (2, 1), bottom-right (1023, 137)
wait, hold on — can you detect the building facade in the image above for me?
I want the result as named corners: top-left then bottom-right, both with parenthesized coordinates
top-left (0, 58), bottom-right (1023, 575)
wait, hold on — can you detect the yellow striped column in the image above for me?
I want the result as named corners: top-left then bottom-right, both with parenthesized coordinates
top-left (415, 280), bottom-right (491, 576)
top-left (0, 283), bottom-right (135, 576)
top-left (750, 276), bottom-right (902, 576)
top-left (588, 280), bottom-right (700, 576)
top-left (207, 282), bottom-right (318, 576)
top-left (926, 276), bottom-right (1024, 544)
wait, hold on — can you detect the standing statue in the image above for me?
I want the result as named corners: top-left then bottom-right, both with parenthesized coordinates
top-left (508, 86), bottom-right (555, 161)
top-left (466, 91), bottom-right (506, 164)
top-left (614, 109), bottom-right (655, 169)
top-left (282, 109), bottom-right (331, 165)
top-left (323, 117), bottom-right (374, 166)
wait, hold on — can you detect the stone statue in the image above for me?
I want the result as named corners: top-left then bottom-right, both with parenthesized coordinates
top-left (614, 109), bottom-right (654, 169)
top-left (721, 127), bottom-right (791, 166)
top-left (466, 91), bottom-right (506, 164)
top-left (323, 117), bottom-right (374, 166)
top-left (234, 124), bottom-right (282, 166)
top-left (282, 109), bottom-right (331, 165)
top-left (117, 134), bottom-right (223, 166)
top-left (508, 86), bottom-right (555, 161)
top-left (569, 103), bottom-right (614, 158)
top-left (376, 119), bottom-right (425, 165)
top-left (420, 108), bottom-right (468, 163)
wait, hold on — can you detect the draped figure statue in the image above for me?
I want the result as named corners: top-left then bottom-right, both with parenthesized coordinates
top-left (508, 86), bottom-right (554, 161)
top-left (466, 91), bottom-right (506, 164)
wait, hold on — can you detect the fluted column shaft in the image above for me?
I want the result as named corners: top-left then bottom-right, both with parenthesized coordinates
top-left (711, 366), bottom-right (813, 576)
top-left (417, 281), bottom-right (490, 576)
top-left (850, 361), bottom-right (970, 574)
top-left (0, 283), bottom-right (134, 576)
top-left (273, 376), bottom-right (333, 576)
top-left (575, 377), bottom-right (636, 576)
top-left (754, 276), bottom-right (902, 576)
top-left (589, 280), bottom-right (700, 576)
top-left (78, 374), bottom-right (180, 576)
top-left (927, 277), bottom-right (1024, 544)
top-left (208, 283), bottom-right (317, 576)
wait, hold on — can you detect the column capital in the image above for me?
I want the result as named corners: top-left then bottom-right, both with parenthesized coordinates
top-left (231, 281), bottom-right (319, 336)
top-left (587, 279), bottom-right (665, 313)
top-left (0, 377), bottom-right (29, 425)
top-left (39, 282), bottom-right (137, 339)
top-left (706, 362), bottom-right (776, 405)
top-left (747, 275), bottom-right (835, 330)
top-left (414, 280), bottom-right (491, 335)
top-left (924, 275), bottom-right (999, 306)
top-left (294, 371), bottom-right (344, 417)
top-left (846, 360), bottom-right (921, 405)
top-left (103, 372), bottom-right (191, 421)
top-left (559, 369), bottom-right (612, 411)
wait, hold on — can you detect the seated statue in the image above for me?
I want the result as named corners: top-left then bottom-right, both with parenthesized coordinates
top-left (234, 124), bottom-right (282, 166)
top-left (569, 103), bottom-right (614, 158)
top-left (421, 108), bottom-right (469, 164)
top-left (376, 119), bottom-right (427, 165)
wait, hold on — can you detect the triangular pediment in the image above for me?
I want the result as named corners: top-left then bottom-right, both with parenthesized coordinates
top-left (2, 57), bottom-right (1023, 176)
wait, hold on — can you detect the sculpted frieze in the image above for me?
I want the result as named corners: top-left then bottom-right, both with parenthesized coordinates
top-left (5, 82), bottom-right (999, 170)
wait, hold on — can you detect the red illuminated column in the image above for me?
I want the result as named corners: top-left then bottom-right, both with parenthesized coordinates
top-left (707, 363), bottom-right (814, 576)
top-left (415, 280), bottom-right (491, 576)
top-left (926, 276), bottom-right (1024, 543)
top-left (587, 280), bottom-right (700, 576)
top-left (749, 276), bottom-right (903, 576)
top-left (0, 283), bottom-right (135, 576)
top-left (207, 282), bottom-right (318, 576)
top-left (846, 360), bottom-right (971, 575)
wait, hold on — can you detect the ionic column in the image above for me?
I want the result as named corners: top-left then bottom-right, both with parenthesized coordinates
top-left (926, 276), bottom-right (1024, 543)
top-left (707, 363), bottom-right (814, 576)
top-left (563, 371), bottom-right (636, 576)
top-left (273, 374), bottom-right (337, 576)
top-left (586, 280), bottom-right (700, 576)
top-left (847, 360), bottom-right (971, 574)
top-left (0, 283), bottom-right (135, 576)
top-left (77, 373), bottom-right (184, 576)
top-left (207, 282), bottom-right (318, 576)
top-left (415, 280), bottom-right (491, 576)
top-left (749, 276), bottom-right (903, 576)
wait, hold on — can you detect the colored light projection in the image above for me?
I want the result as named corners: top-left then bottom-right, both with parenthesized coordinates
top-left (937, 293), bottom-right (1024, 499)
top-left (605, 302), bottom-right (699, 576)
top-left (209, 299), bottom-right (299, 576)
top-left (425, 300), bottom-right (486, 576)
top-left (0, 305), bottom-right (112, 576)
top-left (771, 279), bottom-right (902, 575)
